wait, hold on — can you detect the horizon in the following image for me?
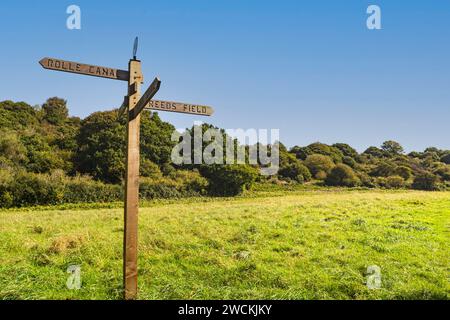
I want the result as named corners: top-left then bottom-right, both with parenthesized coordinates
top-left (0, 0), bottom-right (449, 153)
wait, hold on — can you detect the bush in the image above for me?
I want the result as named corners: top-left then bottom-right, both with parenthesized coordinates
top-left (357, 172), bottom-right (376, 188)
top-left (433, 166), bottom-right (450, 182)
top-left (201, 165), bottom-right (258, 196)
top-left (7, 171), bottom-right (123, 207)
top-left (139, 178), bottom-right (183, 199)
top-left (370, 162), bottom-right (396, 177)
top-left (304, 154), bottom-right (335, 179)
top-left (385, 176), bottom-right (405, 189)
top-left (412, 172), bottom-right (440, 191)
top-left (140, 170), bottom-right (208, 199)
top-left (343, 156), bottom-right (357, 168)
top-left (140, 159), bottom-right (163, 178)
top-left (441, 153), bottom-right (450, 165)
top-left (278, 162), bottom-right (312, 183)
top-left (168, 170), bottom-right (209, 195)
top-left (395, 166), bottom-right (412, 181)
top-left (333, 143), bottom-right (358, 159)
top-left (63, 175), bottom-right (122, 203)
top-left (325, 164), bottom-right (360, 187)
top-left (291, 143), bottom-right (343, 162)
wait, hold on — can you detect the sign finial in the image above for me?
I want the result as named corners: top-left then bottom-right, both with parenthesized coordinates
top-left (133, 37), bottom-right (139, 60)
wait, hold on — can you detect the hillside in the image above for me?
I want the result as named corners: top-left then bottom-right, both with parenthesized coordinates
top-left (1, 98), bottom-right (449, 208)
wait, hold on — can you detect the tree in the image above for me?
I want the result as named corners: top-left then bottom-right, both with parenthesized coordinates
top-left (304, 154), bottom-right (335, 179)
top-left (140, 112), bottom-right (177, 166)
top-left (200, 164), bottom-right (258, 196)
top-left (363, 146), bottom-right (386, 158)
top-left (441, 153), bottom-right (450, 165)
top-left (412, 172), bottom-right (440, 191)
top-left (343, 156), bottom-right (357, 168)
top-left (395, 166), bottom-right (412, 181)
top-left (279, 162), bottom-right (312, 183)
top-left (291, 142), bottom-right (343, 162)
top-left (381, 140), bottom-right (404, 156)
top-left (0, 131), bottom-right (27, 165)
top-left (385, 176), bottom-right (405, 189)
top-left (42, 97), bottom-right (69, 125)
top-left (333, 143), bottom-right (358, 159)
top-left (370, 162), bottom-right (397, 177)
top-left (325, 164), bottom-right (360, 187)
top-left (75, 110), bottom-right (126, 183)
top-left (279, 147), bottom-right (311, 183)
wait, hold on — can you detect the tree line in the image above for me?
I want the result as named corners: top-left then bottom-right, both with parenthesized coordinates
top-left (0, 98), bottom-right (449, 207)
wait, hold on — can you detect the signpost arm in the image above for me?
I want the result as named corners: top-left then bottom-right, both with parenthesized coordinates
top-left (123, 59), bottom-right (143, 300)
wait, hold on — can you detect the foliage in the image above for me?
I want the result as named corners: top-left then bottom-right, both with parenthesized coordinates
top-left (42, 97), bottom-right (69, 126)
top-left (332, 143), bottom-right (358, 159)
top-left (342, 156), bottom-right (357, 168)
top-left (74, 110), bottom-right (125, 183)
top-left (291, 142), bottom-right (343, 162)
top-left (441, 153), bottom-right (450, 165)
top-left (363, 146), bottom-right (386, 158)
top-left (200, 164), bottom-right (258, 196)
top-left (278, 149), bottom-right (311, 183)
top-left (325, 164), bottom-right (360, 187)
top-left (370, 162), bottom-right (397, 177)
top-left (381, 140), bottom-right (404, 156)
top-left (0, 98), bottom-right (449, 207)
top-left (385, 176), bottom-right (406, 189)
top-left (304, 154), bottom-right (335, 179)
top-left (395, 166), bottom-right (413, 181)
top-left (412, 173), bottom-right (440, 191)
top-left (278, 162), bottom-right (312, 183)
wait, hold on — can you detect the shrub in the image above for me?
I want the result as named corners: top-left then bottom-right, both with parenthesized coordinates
top-left (325, 164), bottom-right (360, 187)
top-left (140, 159), bottom-right (163, 178)
top-left (395, 166), bottom-right (412, 181)
top-left (434, 166), bottom-right (450, 182)
top-left (343, 156), bottom-right (357, 168)
top-left (42, 97), bottom-right (69, 125)
top-left (168, 170), bottom-right (209, 195)
top-left (278, 162), bottom-right (312, 183)
top-left (370, 162), bottom-right (396, 177)
top-left (412, 172), bottom-right (440, 191)
top-left (357, 172), bottom-right (376, 188)
top-left (332, 143), bottom-right (358, 159)
top-left (9, 171), bottom-right (62, 207)
top-left (441, 153), bottom-right (450, 165)
top-left (304, 154), bottom-right (335, 179)
top-left (63, 175), bottom-right (122, 203)
top-left (363, 146), bottom-right (386, 158)
top-left (140, 170), bottom-right (209, 200)
top-left (201, 165), bottom-right (258, 196)
top-left (385, 176), bottom-right (405, 189)
top-left (139, 178), bottom-right (183, 199)
top-left (291, 143), bottom-right (343, 162)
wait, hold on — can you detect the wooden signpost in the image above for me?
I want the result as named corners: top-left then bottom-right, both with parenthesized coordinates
top-left (39, 57), bottom-right (129, 81)
top-left (39, 39), bottom-right (214, 300)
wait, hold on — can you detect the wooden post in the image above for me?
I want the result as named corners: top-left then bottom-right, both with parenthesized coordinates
top-left (123, 59), bottom-right (143, 300)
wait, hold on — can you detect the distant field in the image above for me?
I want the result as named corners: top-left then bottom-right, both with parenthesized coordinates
top-left (0, 189), bottom-right (449, 300)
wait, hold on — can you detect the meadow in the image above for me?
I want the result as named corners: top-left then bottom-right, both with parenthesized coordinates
top-left (0, 188), bottom-right (449, 300)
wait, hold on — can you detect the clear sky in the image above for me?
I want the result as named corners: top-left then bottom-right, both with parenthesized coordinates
top-left (0, 0), bottom-right (449, 152)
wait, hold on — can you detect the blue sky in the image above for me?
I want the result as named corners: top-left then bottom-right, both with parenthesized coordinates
top-left (0, 0), bottom-right (449, 152)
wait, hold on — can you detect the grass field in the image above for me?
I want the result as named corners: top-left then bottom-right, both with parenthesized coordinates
top-left (0, 189), bottom-right (449, 300)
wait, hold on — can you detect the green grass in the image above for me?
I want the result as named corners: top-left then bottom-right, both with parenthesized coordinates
top-left (0, 189), bottom-right (449, 300)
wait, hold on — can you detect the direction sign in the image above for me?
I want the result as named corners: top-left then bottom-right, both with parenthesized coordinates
top-left (146, 100), bottom-right (214, 116)
top-left (130, 77), bottom-right (161, 119)
top-left (39, 57), bottom-right (129, 81)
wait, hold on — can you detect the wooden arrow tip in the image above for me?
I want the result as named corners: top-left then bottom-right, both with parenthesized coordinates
top-left (39, 58), bottom-right (47, 67)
